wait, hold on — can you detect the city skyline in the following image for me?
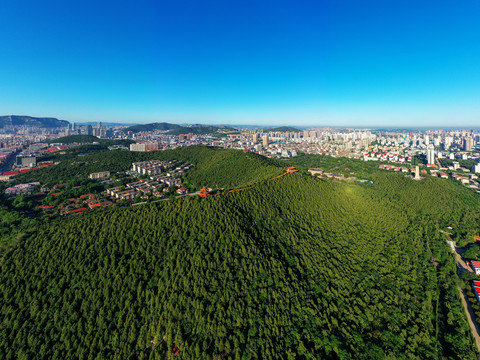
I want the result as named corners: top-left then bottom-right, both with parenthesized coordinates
top-left (1, 1), bottom-right (479, 126)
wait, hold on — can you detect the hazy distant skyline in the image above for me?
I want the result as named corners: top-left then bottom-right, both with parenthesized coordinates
top-left (1, 1), bottom-right (479, 126)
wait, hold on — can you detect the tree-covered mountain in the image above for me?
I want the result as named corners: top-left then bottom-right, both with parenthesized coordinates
top-left (1, 169), bottom-right (479, 359)
top-left (0, 115), bottom-right (70, 128)
top-left (49, 135), bottom-right (134, 147)
top-left (122, 122), bottom-right (236, 135)
top-left (167, 125), bottom-right (236, 136)
top-left (123, 122), bottom-right (182, 133)
top-left (1, 147), bottom-right (480, 359)
top-left (265, 126), bottom-right (301, 132)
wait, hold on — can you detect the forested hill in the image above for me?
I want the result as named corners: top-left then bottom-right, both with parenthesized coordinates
top-left (14, 146), bottom-right (285, 189)
top-left (1, 169), bottom-right (480, 358)
top-left (49, 135), bottom-right (134, 147)
top-left (123, 122), bottom-right (181, 133)
top-left (0, 115), bottom-right (69, 128)
top-left (265, 126), bottom-right (301, 132)
top-left (167, 125), bottom-right (236, 135)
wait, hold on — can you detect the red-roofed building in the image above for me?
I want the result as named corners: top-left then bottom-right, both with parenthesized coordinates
top-left (38, 205), bottom-right (55, 210)
top-left (3, 171), bottom-right (19, 176)
top-left (471, 261), bottom-right (480, 275)
top-left (473, 282), bottom-right (480, 301)
top-left (39, 163), bottom-right (54, 168)
top-left (73, 207), bottom-right (87, 213)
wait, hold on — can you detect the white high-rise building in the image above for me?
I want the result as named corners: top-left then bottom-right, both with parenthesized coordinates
top-left (427, 144), bottom-right (435, 166)
top-left (444, 136), bottom-right (453, 149)
top-left (464, 137), bottom-right (474, 152)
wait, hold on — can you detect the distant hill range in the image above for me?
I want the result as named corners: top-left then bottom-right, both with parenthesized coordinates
top-left (0, 115), bottom-right (69, 128)
top-left (123, 122), bottom-right (182, 133)
top-left (265, 126), bottom-right (301, 132)
top-left (124, 122), bottom-right (236, 135)
top-left (49, 135), bottom-right (134, 146)
top-left (167, 125), bottom-right (235, 135)
top-left (76, 122), bottom-right (139, 127)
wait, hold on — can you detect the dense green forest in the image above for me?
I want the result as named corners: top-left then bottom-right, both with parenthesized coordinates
top-left (121, 122), bottom-right (235, 135)
top-left (123, 123), bottom-right (182, 133)
top-left (49, 135), bottom-right (134, 147)
top-left (287, 153), bottom-right (480, 245)
top-left (2, 148), bottom-right (480, 359)
top-left (167, 126), bottom-right (236, 136)
top-left (265, 126), bottom-right (301, 132)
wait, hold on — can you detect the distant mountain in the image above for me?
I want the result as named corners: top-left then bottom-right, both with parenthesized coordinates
top-left (167, 125), bottom-right (236, 136)
top-left (76, 122), bottom-right (138, 127)
top-left (123, 122), bottom-right (181, 133)
top-left (0, 115), bottom-right (69, 128)
top-left (123, 122), bottom-right (236, 135)
top-left (48, 134), bottom-right (131, 145)
top-left (265, 126), bottom-right (301, 132)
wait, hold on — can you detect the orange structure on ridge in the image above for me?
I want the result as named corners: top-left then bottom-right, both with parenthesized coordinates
top-left (199, 187), bottom-right (210, 199)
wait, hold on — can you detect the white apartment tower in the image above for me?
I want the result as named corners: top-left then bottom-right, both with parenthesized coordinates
top-left (427, 144), bottom-right (435, 166)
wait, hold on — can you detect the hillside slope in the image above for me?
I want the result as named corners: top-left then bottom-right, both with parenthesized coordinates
top-left (265, 126), bottom-right (301, 132)
top-left (49, 135), bottom-right (134, 146)
top-left (167, 125), bottom-right (235, 136)
top-left (0, 173), bottom-right (478, 359)
top-left (124, 122), bottom-right (181, 133)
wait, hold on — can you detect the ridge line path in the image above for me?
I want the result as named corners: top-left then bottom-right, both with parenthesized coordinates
top-left (453, 244), bottom-right (480, 352)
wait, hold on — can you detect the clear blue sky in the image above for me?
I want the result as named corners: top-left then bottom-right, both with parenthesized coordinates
top-left (0, 0), bottom-right (479, 126)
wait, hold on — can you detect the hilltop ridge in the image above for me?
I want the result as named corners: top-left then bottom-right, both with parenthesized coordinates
top-left (0, 115), bottom-right (69, 128)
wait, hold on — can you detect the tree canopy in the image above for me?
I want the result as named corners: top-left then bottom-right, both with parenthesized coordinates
top-left (1, 148), bottom-right (480, 359)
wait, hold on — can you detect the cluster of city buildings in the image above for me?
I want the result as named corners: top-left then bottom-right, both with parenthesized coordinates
top-left (107, 177), bottom-right (184, 200)
top-left (105, 161), bottom-right (192, 200)
top-left (6, 121), bottom-right (478, 171)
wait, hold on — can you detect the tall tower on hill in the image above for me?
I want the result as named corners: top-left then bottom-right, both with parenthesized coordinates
top-left (427, 144), bottom-right (435, 166)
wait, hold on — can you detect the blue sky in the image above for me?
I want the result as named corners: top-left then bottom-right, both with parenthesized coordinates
top-left (0, 0), bottom-right (479, 126)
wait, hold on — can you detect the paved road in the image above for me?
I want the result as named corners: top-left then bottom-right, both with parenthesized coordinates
top-left (454, 245), bottom-right (480, 352)
top-left (0, 149), bottom-right (21, 174)
top-left (456, 248), bottom-right (473, 275)
top-left (458, 286), bottom-right (480, 352)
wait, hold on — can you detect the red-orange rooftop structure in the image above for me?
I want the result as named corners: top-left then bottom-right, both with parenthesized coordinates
top-left (287, 166), bottom-right (298, 173)
top-left (199, 187), bottom-right (210, 199)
